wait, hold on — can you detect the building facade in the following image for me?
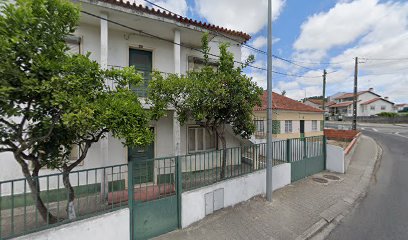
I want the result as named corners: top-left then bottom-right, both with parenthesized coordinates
top-left (252, 92), bottom-right (324, 143)
top-left (0, 0), bottom-right (250, 182)
top-left (328, 88), bottom-right (395, 118)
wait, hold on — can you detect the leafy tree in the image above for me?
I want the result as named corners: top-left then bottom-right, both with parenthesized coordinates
top-left (148, 33), bottom-right (262, 179)
top-left (0, 0), bottom-right (159, 223)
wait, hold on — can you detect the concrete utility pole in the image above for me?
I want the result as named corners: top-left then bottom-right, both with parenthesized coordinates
top-left (322, 69), bottom-right (327, 115)
top-left (352, 57), bottom-right (358, 130)
top-left (266, 0), bottom-right (273, 201)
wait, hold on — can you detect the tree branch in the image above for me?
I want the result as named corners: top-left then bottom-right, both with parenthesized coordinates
top-left (18, 100), bottom-right (32, 139)
top-left (0, 118), bottom-right (17, 131)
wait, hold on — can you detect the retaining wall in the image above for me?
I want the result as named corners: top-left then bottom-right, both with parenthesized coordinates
top-left (181, 163), bottom-right (291, 228)
top-left (14, 209), bottom-right (130, 240)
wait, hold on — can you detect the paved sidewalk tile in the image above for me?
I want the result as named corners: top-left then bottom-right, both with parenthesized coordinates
top-left (154, 135), bottom-right (377, 240)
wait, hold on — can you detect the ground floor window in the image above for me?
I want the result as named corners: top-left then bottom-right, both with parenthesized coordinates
top-left (254, 119), bottom-right (265, 138)
top-left (285, 120), bottom-right (293, 133)
top-left (188, 126), bottom-right (216, 153)
top-left (312, 120), bottom-right (318, 131)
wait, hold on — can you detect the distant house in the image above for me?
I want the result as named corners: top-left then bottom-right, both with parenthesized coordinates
top-left (252, 91), bottom-right (324, 142)
top-left (304, 99), bottom-right (324, 110)
top-left (395, 104), bottom-right (408, 112)
top-left (328, 88), bottom-right (395, 117)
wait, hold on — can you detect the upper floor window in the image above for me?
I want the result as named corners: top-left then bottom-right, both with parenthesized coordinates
top-left (371, 106), bottom-right (375, 110)
top-left (129, 49), bottom-right (152, 97)
top-left (285, 120), bottom-right (293, 133)
top-left (65, 35), bottom-right (81, 55)
top-left (312, 120), bottom-right (318, 131)
top-left (381, 105), bottom-right (386, 110)
top-left (188, 126), bottom-right (216, 153)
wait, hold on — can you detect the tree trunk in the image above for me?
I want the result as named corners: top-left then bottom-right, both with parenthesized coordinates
top-left (219, 135), bottom-right (227, 179)
top-left (62, 171), bottom-right (77, 220)
top-left (18, 160), bottom-right (58, 224)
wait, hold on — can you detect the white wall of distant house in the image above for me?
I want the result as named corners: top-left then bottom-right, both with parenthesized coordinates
top-left (361, 100), bottom-right (394, 116)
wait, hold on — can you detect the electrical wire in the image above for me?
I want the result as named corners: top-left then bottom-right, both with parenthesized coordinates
top-left (81, 10), bottom-right (327, 79)
top-left (142, 0), bottom-right (350, 70)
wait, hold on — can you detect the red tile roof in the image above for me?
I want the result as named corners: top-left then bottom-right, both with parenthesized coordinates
top-left (306, 99), bottom-right (324, 105)
top-left (255, 91), bottom-right (324, 113)
top-left (97, 0), bottom-right (251, 42)
top-left (326, 101), bottom-right (336, 107)
top-left (335, 90), bottom-right (381, 99)
top-left (329, 102), bottom-right (353, 108)
top-left (360, 98), bottom-right (394, 105)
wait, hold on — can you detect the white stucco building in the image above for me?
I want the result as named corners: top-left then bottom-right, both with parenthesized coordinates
top-left (0, 0), bottom-right (251, 183)
top-left (328, 88), bottom-right (395, 117)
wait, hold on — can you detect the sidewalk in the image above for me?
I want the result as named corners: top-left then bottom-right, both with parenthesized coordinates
top-left (154, 135), bottom-right (379, 240)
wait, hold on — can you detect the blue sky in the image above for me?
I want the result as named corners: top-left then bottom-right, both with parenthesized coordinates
top-left (146, 0), bottom-right (408, 103)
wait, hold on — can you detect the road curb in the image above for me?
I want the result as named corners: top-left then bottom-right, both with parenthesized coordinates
top-left (298, 135), bottom-right (382, 240)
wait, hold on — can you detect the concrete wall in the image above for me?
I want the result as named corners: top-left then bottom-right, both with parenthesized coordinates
top-left (14, 209), bottom-right (130, 240)
top-left (343, 116), bottom-right (408, 123)
top-left (326, 144), bottom-right (345, 174)
top-left (181, 163), bottom-right (291, 228)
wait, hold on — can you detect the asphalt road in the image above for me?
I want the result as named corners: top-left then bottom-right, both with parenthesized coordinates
top-left (325, 122), bottom-right (408, 240)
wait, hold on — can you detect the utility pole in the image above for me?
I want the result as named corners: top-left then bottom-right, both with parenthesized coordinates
top-left (266, 0), bottom-right (273, 202)
top-left (322, 69), bottom-right (327, 115)
top-left (352, 57), bottom-right (358, 130)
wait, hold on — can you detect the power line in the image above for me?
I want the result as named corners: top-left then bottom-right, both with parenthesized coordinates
top-left (142, 0), bottom-right (346, 71)
top-left (360, 57), bottom-right (408, 61)
top-left (81, 10), bottom-right (328, 79)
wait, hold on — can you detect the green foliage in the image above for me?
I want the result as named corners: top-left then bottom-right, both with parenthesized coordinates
top-left (272, 120), bottom-right (280, 134)
top-left (148, 34), bottom-right (263, 140)
top-left (377, 112), bottom-right (398, 117)
top-left (0, 0), bottom-right (159, 169)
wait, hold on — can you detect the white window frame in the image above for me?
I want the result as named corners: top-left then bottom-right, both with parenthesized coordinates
top-left (284, 120), bottom-right (293, 133)
top-left (188, 126), bottom-right (216, 153)
top-left (381, 105), bottom-right (386, 110)
top-left (370, 105), bottom-right (375, 110)
top-left (312, 120), bottom-right (318, 131)
top-left (68, 144), bottom-right (85, 166)
top-left (65, 35), bottom-right (82, 55)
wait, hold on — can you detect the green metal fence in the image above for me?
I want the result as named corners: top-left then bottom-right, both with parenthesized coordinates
top-left (287, 135), bottom-right (326, 181)
top-left (0, 164), bottom-right (128, 239)
top-left (1, 137), bottom-right (325, 239)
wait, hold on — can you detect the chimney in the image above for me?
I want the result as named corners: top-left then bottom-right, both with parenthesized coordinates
top-left (368, 88), bottom-right (374, 92)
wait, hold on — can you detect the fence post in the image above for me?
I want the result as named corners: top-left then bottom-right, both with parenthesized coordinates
top-left (128, 160), bottom-right (134, 240)
top-left (175, 156), bottom-right (182, 229)
top-left (286, 139), bottom-right (291, 163)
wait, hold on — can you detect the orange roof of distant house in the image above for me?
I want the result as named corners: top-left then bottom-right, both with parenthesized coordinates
top-left (335, 90), bottom-right (381, 99)
top-left (97, 0), bottom-right (251, 42)
top-left (326, 101), bottom-right (336, 107)
top-left (255, 91), bottom-right (324, 113)
top-left (360, 98), bottom-right (394, 105)
top-left (307, 99), bottom-right (324, 105)
top-left (329, 102), bottom-right (353, 108)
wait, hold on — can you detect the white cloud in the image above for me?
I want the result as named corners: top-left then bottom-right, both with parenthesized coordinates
top-left (294, 0), bottom-right (385, 52)
top-left (251, 36), bottom-right (280, 49)
top-left (289, 0), bottom-right (408, 103)
top-left (194, 0), bottom-right (286, 34)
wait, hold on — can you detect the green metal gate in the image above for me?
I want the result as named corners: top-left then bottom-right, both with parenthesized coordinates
top-left (128, 157), bottom-right (181, 240)
top-left (288, 136), bottom-right (326, 182)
